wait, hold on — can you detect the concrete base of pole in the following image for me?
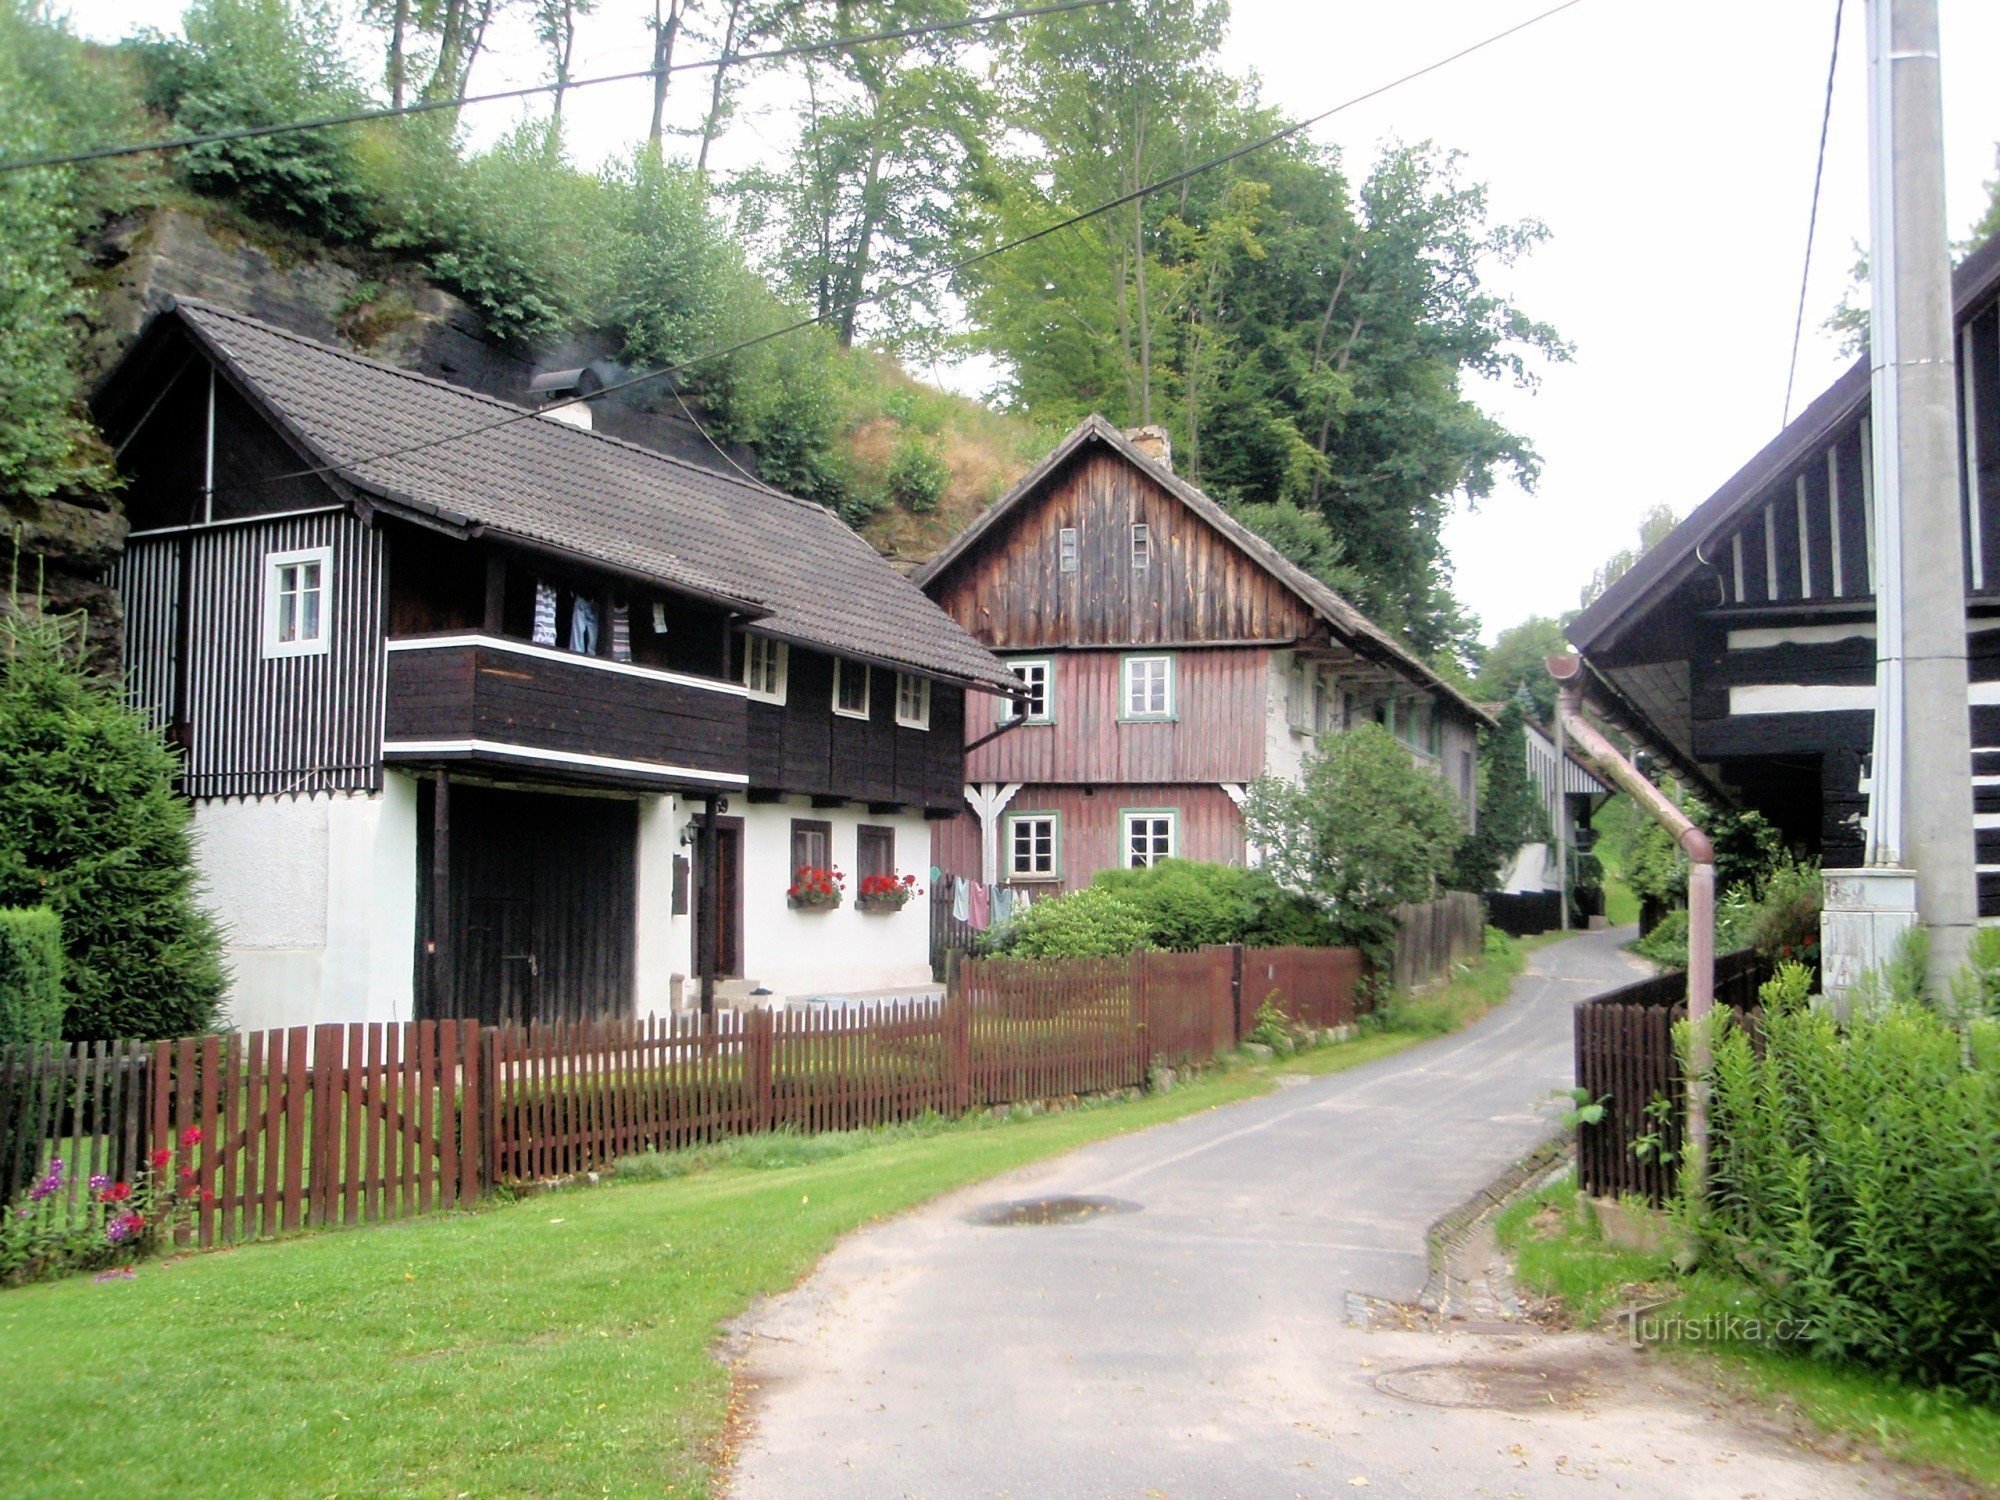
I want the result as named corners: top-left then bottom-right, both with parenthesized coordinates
top-left (1821, 866), bottom-right (1919, 1014)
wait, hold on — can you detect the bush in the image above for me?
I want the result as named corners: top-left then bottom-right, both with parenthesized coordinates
top-left (986, 862), bottom-right (1345, 959)
top-left (990, 885), bottom-right (1153, 959)
top-left (1698, 1000), bottom-right (2000, 1394)
top-left (0, 906), bottom-right (63, 1045)
top-left (0, 611), bottom-right (223, 1039)
top-left (885, 432), bottom-right (950, 513)
top-left (1746, 857), bottom-right (1820, 969)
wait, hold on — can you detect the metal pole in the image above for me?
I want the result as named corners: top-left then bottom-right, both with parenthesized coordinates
top-left (1864, 0), bottom-right (1977, 991)
top-left (1554, 708), bottom-right (1571, 931)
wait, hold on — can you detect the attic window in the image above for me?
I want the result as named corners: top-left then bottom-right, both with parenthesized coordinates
top-left (1131, 523), bottom-right (1151, 570)
top-left (1058, 527), bottom-right (1078, 573)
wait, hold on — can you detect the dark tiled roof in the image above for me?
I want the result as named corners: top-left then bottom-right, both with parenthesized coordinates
top-left (915, 415), bottom-right (1494, 725)
top-left (166, 299), bottom-right (1015, 689)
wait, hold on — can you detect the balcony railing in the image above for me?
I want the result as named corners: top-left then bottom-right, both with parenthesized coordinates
top-left (383, 633), bottom-right (748, 789)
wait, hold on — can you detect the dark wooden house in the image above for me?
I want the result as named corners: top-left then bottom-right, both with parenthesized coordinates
top-left (93, 298), bottom-right (1013, 1029)
top-left (1567, 232), bottom-right (2000, 915)
top-left (915, 417), bottom-right (1490, 894)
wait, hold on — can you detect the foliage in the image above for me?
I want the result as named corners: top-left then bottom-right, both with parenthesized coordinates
top-left (884, 431), bottom-right (950, 513)
top-left (1447, 699), bottom-right (1548, 893)
top-left (1950, 925), bottom-right (2000, 1025)
top-left (1243, 723), bottom-right (1463, 964)
top-left (1697, 1000), bottom-right (2000, 1395)
top-left (989, 884), bottom-right (1153, 959)
top-left (1745, 858), bottom-right (1820, 969)
top-left (1757, 959), bottom-right (1814, 1017)
top-left (0, 610), bottom-right (224, 1040)
top-left (1230, 499), bottom-right (1367, 599)
top-left (855, 872), bottom-right (919, 912)
top-left (1579, 502), bottom-right (1679, 610)
top-left (1473, 615), bottom-right (1569, 723)
top-left (141, 0), bottom-right (371, 239)
top-left (0, 906), bottom-right (63, 1045)
top-left (1368, 925), bottom-right (1526, 1035)
top-left (786, 864), bottom-right (844, 911)
top-left (1, 1127), bottom-right (205, 1286)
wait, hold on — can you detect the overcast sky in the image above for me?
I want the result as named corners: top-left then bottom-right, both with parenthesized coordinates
top-left (72, 0), bottom-right (2000, 643)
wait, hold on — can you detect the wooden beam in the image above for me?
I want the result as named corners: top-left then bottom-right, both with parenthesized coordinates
top-left (745, 788), bottom-right (784, 804)
top-left (867, 801), bottom-right (905, 815)
top-left (483, 551), bottom-right (506, 633)
top-left (810, 795), bottom-right (847, 809)
top-left (430, 769), bottom-right (451, 1018)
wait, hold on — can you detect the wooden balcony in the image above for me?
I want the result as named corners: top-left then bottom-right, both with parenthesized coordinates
top-left (383, 634), bottom-right (749, 791)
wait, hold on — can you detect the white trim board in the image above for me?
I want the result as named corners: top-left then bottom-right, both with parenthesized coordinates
top-left (386, 633), bottom-right (750, 697)
top-left (381, 738), bottom-right (748, 786)
top-left (1732, 680), bottom-right (2000, 715)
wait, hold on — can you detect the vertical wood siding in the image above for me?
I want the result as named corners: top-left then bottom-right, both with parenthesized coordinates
top-left (931, 783), bottom-right (1246, 894)
top-left (744, 646), bottom-right (966, 811)
top-left (964, 647), bottom-right (1269, 785)
top-left (109, 511), bottom-right (384, 798)
top-left (928, 449), bottom-right (1316, 648)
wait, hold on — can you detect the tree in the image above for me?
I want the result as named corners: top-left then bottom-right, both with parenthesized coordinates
top-left (1474, 615), bottom-right (1569, 723)
top-left (1447, 698), bottom-right (1547, 893)
top-left (1579, 502), bottom-right (1678, 610)
top-left (1243, 723), bottom-right (1463, 964)
top-left (0, 609), bottom-right (224, 1040)
top-left (534, 0), bottom-right (593, 124)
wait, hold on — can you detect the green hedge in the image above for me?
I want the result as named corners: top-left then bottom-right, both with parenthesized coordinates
top-left (0, 907), bottom-right (64, 1046)
top-left (983, 861), bottom-right (1342, 960)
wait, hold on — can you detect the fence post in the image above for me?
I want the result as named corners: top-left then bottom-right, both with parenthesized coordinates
top-left (946, 990), bottom-right (971, 1113)
top-left (458, 1022), bottom-right (483, 1202)
top-left (1225, 944), bottom-right (1245, 1046)
top-left (747, 1009), bottom-right (774, 1133)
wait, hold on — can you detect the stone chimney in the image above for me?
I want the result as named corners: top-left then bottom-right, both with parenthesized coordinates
top-left (1124, 424), bottom-right (1172, 472)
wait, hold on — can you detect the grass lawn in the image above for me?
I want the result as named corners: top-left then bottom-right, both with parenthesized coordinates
top-left (0, 935), bottom-right (1537, 1498)
top-left (1498, 1176), bottom-right (2000, 1494)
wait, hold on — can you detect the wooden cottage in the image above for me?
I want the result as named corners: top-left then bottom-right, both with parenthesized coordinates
top-left (92, 298), bottom-right (1014, 1030)
top-left (915, 417), bottom-right (1490, 894)
top-left (1567, 232), bottom-right (2000, 913)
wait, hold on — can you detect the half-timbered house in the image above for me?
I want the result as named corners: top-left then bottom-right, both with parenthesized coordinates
top-left (1567, 232), bottom-right (2000, 915)
top-left (92, 298), bottom-right (1014, 1030)
top-left (915, 417), bottom-right (1491, 894)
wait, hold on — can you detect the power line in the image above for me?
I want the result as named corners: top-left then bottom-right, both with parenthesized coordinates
top-left (220, 0), bottom-right (1592, 499)
top-left (1782, 0), bottom-right (1846, 428)
top-left (0, 0), bottom-right (1112, 176)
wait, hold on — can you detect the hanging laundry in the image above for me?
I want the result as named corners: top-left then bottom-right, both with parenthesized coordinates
top-left (532, 580), bottom-right (559, 646)
top-left (951, 877), bottom-right (971, 923)
top-left (609, 600), bottom-right (632, 662)
top-left (990, 887), bottom-right (1014, 926)
top-left (969, 881), bottom-right (991, 931)
top-left (569, 595), bottom-right (599, 655)
top-left (929, 865), bottom-right (943, 886)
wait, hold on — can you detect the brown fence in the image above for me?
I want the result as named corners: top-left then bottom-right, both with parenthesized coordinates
top-left (1389, 892), bottom-right (1486, 992)
top-left (1573, 949), bottom-right (1773, 1203)
top-left (3, 936), bottom-right (1394, 1253)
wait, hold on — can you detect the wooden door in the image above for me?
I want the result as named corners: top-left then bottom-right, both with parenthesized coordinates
top-left (700, 816), bottom-right (745, 979)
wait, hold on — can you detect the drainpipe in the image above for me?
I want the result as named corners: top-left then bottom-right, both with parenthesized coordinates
top-left (1546, 656), bottom-right (1715, 1202)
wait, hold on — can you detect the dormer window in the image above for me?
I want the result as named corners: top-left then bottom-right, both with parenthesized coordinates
top-left (1130, 522), bottom-right (1151, 570)
top-left (1058, 526), bottom-right (1079, 573)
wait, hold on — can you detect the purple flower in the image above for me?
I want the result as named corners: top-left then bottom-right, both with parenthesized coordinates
top-left (104, 1212), bottom-right (145, 1245)
top-left (27, 1158), bottom-right (64, 1203)
top-left (88, 1174), bottom-right (111, 1192)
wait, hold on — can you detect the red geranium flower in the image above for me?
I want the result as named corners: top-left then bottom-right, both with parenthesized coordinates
top-left (180, 1127), bottom-right (203, 1148)
top-left (149, 1148), bottom-right (171, 1170)
top-left (97, 1181), bottom-right (132, 1203)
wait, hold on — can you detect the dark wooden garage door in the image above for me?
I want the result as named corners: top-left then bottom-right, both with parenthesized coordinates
top-left (417, 783), bottom-right (637, 1026)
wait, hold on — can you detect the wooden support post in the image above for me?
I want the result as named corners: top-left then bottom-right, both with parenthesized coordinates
top-left (483, 552), bottom-right (507, 633)
top-left (698, 794), bottom-right (721, 1018)
top-left (431, 769), bottom-right (451, 1016)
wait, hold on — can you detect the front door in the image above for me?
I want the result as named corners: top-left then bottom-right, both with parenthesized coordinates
top-left (418, 782), bottom-right (638, 1024)
top-left (695, 815), bottom-right (745, 980)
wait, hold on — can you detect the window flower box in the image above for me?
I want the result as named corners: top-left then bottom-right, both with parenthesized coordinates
top-left (856, 873), bottom-right (921, 914)
top-left (787, 865), bottom-right (845, 911)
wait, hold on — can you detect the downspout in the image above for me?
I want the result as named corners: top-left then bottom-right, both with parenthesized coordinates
top-left (1547, 656), bottom-right (1715, 1201)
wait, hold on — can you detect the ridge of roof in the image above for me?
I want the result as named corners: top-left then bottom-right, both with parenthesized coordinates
top-left (917, 414), bottom-right (1494, 725)
top-left (1569, 227), bottom-right (2000, 654)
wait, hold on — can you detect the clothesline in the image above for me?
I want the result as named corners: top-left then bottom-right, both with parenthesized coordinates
top-left (930, 868), bottom-right (1037, 933)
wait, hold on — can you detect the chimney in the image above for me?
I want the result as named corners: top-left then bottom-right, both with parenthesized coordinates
top-left (1124, 424), bottom-right (1172, 472)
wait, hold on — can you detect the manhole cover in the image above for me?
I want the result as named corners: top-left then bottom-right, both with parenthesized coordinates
top-left (967, 1194), bottom-right (1141, 1226)
top-left (1373, 1358), bottom-right (1595, 1412)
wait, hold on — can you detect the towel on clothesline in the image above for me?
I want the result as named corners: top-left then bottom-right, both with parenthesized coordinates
top-left (951, 877), bottom-right (970, 922)
top-left (532, 581), bottom-right (558, 646)
top-left (968, 881), bottom-right (991, 931)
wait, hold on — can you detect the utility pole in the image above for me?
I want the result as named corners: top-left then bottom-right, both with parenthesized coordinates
top-left (1831, 0), bottom-right (1978, 1001)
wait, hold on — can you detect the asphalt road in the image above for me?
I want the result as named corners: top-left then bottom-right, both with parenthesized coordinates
top-left (727, 931), bottom-right (1932, 1499)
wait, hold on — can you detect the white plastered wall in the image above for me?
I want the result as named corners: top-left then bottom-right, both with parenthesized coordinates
top-left (192, 774), bottom-right (418, 1031)
top-left (636, 793), bottom-right (691, 1015)
top-left (1263, 650), bottom-right (1313, 784)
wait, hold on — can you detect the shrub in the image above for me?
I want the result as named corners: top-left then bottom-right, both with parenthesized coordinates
top-left (0, 906), bottom-right (63, 1045)
top-left (1746, 857), bottom-right (1820, 968)
top-left (991, 886), bottom-right (1153, 959)
top-left (1698, 1001), bottom-right (2000, 1394)
top-left (885, 432), bottom-right (950, 514)
top-left (0, 611), bottom-right (224, 1039)
top-left (1088, 861), bottom-right (1254, 951)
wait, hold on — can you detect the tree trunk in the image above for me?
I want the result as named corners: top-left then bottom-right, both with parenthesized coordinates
top-left (389, 0), bottom-right (408, 111)
top-left (649, 0), bottom-right (682, 147)
top-left (837, 131), bottom-right (887, 347)
top-left (697, 0), bottom-right (748, 175)
top-left (1131, 110), bottom-right (1152, 426)
top-left (552, 4), bottom-right (577, 124)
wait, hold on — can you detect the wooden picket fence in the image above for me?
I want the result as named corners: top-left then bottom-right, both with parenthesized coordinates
top-left (2, 933), bottom-right (1402, 1254)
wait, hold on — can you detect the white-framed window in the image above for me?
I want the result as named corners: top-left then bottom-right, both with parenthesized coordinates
top-left (1058, 526), bottom-right (1079, 573)
top-left (263, 546), bottom-right (332, 658)
top-left (895, 672), bottom-right (931, 730)
top-left (1005, 813), bottom-right (1059, 880)
top-left (1122, 653), bottom-right (1174, 719)
top-left (833, 659), bottom-right (871, 719)
top-left (1130, 522), bottom-right (1151, 570)
top-left (742, 635), bottom-right (788, 703)
top-left (999, 656), bottom-right (1054, 724)
top-left (1122, 810), bottom-right (1177, 868)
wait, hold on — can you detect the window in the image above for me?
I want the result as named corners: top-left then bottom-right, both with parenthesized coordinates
top-left (833, 659), bottom-right (870, 719)
top-left (742, 636), bottom-right (788, 703)
top-left (1286, 658), bottom-right (1311, 732)
top-left (1058, 526), bottom-right (1079, 573)
top-left (264, 547), bottom-right (332, 658)
top-left (1122, 653), bottom-right (1174, 719)
top-left (895, 672), bottom-right (931, 730)
top-left (790, 819), bottom-right (833, 877)
top-left (1005, 813), bottom-right (1059, 880)
top-left (1122, 810), bottom-right (1176, 868)
top-left (857, 824), bottom-right (895, 882)
top-left (1000, 657), bottom-right (1053, 724)
top-left (1130, 522), bottom-right (1151, 570)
